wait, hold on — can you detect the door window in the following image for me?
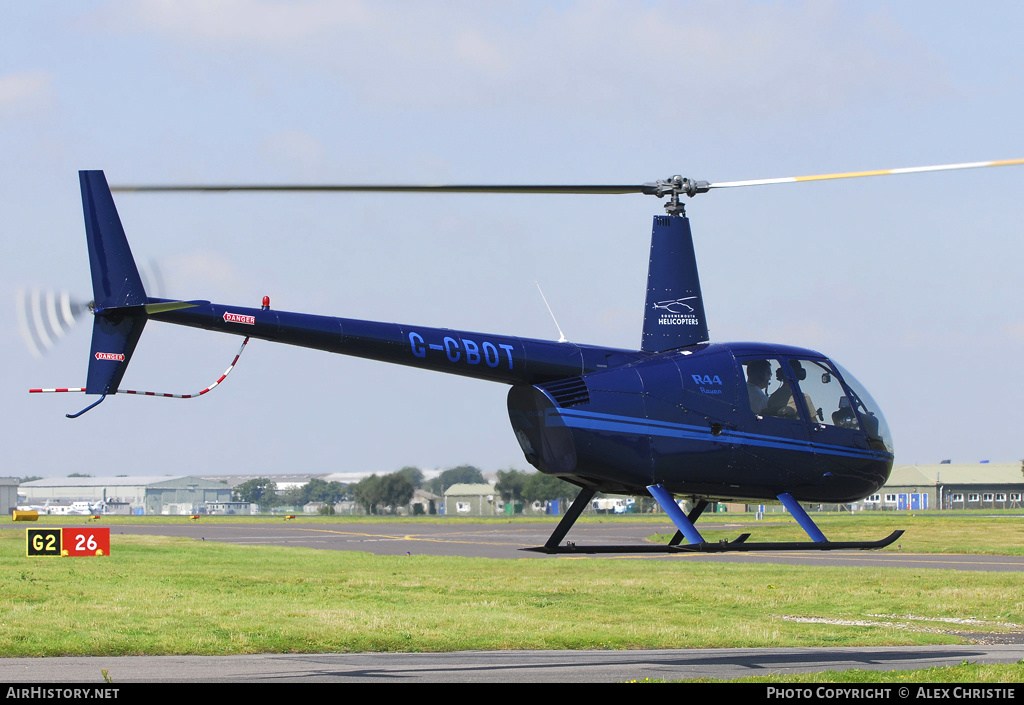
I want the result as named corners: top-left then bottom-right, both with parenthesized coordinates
top-left (790, 359), bottom-right (860, 430)
top-left (742, 358), bottom-right (804, 419)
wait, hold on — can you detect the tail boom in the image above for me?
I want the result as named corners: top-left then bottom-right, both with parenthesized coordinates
top-left (149, 303), bottom-right (645, 386)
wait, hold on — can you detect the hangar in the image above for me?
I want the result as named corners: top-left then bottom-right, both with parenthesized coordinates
top-left (1, 478), bottom-right (18, 514)
top-left (866, 463), bottom-right (1024, 511)
top-left (18, 476), bottom-right (234, 515)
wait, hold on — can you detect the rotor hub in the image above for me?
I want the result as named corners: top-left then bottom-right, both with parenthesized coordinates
top-left (641, 176), bottom-right (711, 216)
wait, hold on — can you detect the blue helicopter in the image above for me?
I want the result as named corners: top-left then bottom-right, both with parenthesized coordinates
top-left (37, 161), bottom-right (1023, 553)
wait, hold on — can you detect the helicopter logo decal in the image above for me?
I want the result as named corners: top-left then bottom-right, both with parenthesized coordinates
top-left (653, 296), bottom-right (702, 327)
top-left (653, 296), bottom-right (697, 314)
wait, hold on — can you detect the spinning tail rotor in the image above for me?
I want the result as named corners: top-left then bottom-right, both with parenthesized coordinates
top-left (16, 288), bottom-right (89, 359)
top-left (16, 260), bottom-right (163, 359)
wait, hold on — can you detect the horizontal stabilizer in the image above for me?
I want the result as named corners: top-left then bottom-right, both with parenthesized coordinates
top-left (144, 299), bottom-right (209, 315)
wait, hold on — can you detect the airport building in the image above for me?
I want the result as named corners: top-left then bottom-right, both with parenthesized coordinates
top-left (198, 472), bottom-right (327, 494)
top-left (18, 476), bottom-right (234, 515)
top-left (866, 462), bottom-right (1024, 511)
top-left (1, 478), bottom-right (18, 514)
top-left (443, 483), bottom-right (501, 516)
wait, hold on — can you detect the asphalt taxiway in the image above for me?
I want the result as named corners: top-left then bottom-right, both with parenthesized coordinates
top-left (105, 519), bottom-right (1024, 571)
top-left (2, 645), bottom-right (1024, 683)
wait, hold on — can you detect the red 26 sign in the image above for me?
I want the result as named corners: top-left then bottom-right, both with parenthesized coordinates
top-left (61, 528), bottom-right (110, 557)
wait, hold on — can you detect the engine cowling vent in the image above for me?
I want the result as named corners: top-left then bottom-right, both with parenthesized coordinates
top-left (539, 377), bottom-right (590, 408)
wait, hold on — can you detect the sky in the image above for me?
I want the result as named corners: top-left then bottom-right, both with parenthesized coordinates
top-left (3, 1), bottom-right (1023, 480)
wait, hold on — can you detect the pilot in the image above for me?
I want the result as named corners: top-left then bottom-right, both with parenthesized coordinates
top-left (746, 360), bottom-right (771, 414)
top-left (765, 360), bottom-right (818, 421)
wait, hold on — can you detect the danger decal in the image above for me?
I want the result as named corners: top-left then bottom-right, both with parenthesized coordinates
top-left (224, 312), bottom-right (255, 325)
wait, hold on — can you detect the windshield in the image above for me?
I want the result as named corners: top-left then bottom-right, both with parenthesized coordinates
top-left (831, 361), bottom-right (894, 454)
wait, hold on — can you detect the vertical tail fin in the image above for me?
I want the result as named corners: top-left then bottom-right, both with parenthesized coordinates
top-left (640, 215), bottom-right (709, 352)
top-left (80, 170), bottom-right (147, 310)
top-left (79, 171), bottom-right (148, 395)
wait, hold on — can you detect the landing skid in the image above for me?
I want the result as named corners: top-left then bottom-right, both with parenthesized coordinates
top-left (522, 530), bottom-right (904, 554)
top-left (523, 486), bottom-right (903, 555)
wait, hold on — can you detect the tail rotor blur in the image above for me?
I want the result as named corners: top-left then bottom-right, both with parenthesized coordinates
top-left (16, 260), bottom-right (163, 359)
top-left (16, 288), bottom-right (90, 358)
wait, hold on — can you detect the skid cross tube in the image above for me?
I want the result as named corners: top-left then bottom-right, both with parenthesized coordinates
top-left (545, 487), bottom-right (596, 551)
top-left (519, 487), bottom-right (597, 554)
top-left (777, 492), bottom-right (827, 543)
top-left (668, 498), bottom-right (709, 546)
top-left (647, 484), bottom-right (705, 545)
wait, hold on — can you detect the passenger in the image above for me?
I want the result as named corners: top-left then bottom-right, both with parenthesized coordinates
top-left (765, 365), bottom-right (796, 417)
top-left (746, 360), bottom-right (771, 414)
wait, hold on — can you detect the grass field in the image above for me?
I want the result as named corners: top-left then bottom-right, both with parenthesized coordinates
top-left (651, 510), bottom-right (1024, 555)
top-left (32, 508), bottom-right (1024, 555)
top-left (678, 661), bottom-right (1024, 684)
top-left (2, 512), bottom-right (1022, 682)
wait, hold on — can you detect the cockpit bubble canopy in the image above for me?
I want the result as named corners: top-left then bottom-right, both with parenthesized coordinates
top-left (831, 360), bottom-right (893, 454)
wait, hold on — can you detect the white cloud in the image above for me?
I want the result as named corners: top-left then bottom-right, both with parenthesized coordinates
top-left (1002, 321), bottom-right (1024, 343)
top-left (165, 251), bottom-right (250, 298)
top-left (109, 0), bottom-right (371, 44)
top-left (0, 70), bottom-right (56, 120)
top-left (89, 1), bottom-right (950, 120)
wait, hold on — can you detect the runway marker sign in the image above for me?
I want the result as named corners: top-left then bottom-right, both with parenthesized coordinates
top-left (26, 528), bottom-right (110, 557)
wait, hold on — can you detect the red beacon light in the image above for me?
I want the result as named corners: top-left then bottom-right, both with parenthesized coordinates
top-left (262, 296), bottom-right (270, 310)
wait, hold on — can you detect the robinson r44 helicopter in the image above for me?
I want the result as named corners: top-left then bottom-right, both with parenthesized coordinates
top-left (33, 159), bottom-right (1024, 553)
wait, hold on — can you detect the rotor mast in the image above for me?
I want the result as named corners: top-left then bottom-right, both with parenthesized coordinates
top-left (641, 176), bottom-right (710, 216)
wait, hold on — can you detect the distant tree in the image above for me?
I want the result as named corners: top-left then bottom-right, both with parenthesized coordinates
top-left (353, 473), bottom-right (415, 515)
top-left (67, 473), bottom-right (92, 478)
top-left (279, 486), bottom-right (303, 507)
top-left (495, 469), bottom-right (529, 504)
top-left (522, 473), bottom-right (577, 504)
top-left (428, 465), bottom-right (486, 495)
top-left (19, 476), bottom-right (42, 483)
top-left (394, 466), bottom-right (425, 489)
top-left (353, 474), bottom-right (384, 515)
top-left (234, 477), bottom-right (278, 506)
top-left (300, 478), bottom-right (346, 505)
top-left (379, 473), bottom-right (415, 514)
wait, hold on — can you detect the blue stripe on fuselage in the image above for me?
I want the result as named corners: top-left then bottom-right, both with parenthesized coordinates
top-left (549, 408), bottom-right (892, 462)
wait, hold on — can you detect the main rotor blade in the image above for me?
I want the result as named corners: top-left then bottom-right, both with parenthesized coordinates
top-left (707, 158), bottom-right (1024, 189)
top-left (110, 183), bottom-right (648, 194)
top-left (109, 158), bottom-right (1024, 199)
